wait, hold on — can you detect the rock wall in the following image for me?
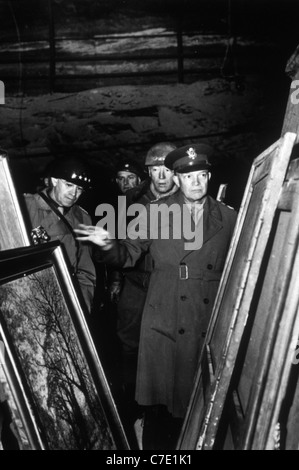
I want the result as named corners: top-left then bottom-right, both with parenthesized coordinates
top-left (0, 72), bottom-right (289, 211)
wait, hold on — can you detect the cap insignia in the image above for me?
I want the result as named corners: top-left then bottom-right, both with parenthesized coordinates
top-left (187, 147), bottom-right (197, 160)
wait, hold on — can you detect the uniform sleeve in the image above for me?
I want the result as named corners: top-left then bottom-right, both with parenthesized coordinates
top-left (75, 211), bottom-right (97, 313)
top-left (120, 202), bottom-right (152, 268)
top-left (23, 194), bottom-right (39, 228)
top-left (101, 203), bottom-right (152, 269)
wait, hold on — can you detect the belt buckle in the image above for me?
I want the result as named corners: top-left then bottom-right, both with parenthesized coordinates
top-left (179, 263), bottom-right (188, 280)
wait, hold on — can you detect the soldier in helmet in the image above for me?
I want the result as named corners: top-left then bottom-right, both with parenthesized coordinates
top-left (23, 156), bottom-right (96, 314)
top-left (109, 159), bottom-right (145, 303)
top-left (75, 143), bottom-right (237, 449)
top-left (123, 142), bottom-right (179, 206)
top-left (114, 160), bottom-right (144, 195)
top-left (107, 142), bottom-right (178, 447)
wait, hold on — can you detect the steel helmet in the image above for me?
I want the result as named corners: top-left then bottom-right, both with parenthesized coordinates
top-left (48, 156), bottom-right (92, 190)
top-left (115, 159), bottom-right (144, 179)
top-left (145, 142), bottom-right (177, 166)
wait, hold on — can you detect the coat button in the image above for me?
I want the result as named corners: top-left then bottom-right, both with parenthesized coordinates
top-left (203, 298), bottom-right (209, 304)
top-left (207, 264), bottom-right (213, 270)
top-left (178, 328), bottom-right (185, 335)
top-left (180, 295), bottom-right (187, 301)
top-left (201, 331), bottom-right (206, 338)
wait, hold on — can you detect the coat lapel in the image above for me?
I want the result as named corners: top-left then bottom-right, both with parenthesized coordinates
top-left (156, 192), bottom-right (223, 262)
top-left (203, 196), bottom-right (223, 244)
top-left (181, 195), bottom-right (223, 261)
top-left (164, 191), bottom-right (189, 261)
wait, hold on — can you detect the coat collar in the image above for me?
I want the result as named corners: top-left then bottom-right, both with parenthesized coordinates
top-left (180, 194), bottom-right (223, 260)
top-left (158, 191), bottom-right (223, 260)
top-left (203, 195), bottom-right (223, 244)
top-left (36, 190), bottom-right (77, 217)
top-left (172, 191), bottom-right (223, 237)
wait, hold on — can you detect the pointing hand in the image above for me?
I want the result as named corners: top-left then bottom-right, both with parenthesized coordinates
top-left (74, 224), bottom-right (112, 249)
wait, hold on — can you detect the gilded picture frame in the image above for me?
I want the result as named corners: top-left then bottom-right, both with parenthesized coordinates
top-left (177, 132), bottom-right (297, 450)
top-left (0, 242), bottom-right (129, 450)
top-left (0, 151), bottom-right (30, 251)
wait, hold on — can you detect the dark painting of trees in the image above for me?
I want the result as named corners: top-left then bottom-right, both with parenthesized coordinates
top-left (0, 267), bottom-right (115, 450)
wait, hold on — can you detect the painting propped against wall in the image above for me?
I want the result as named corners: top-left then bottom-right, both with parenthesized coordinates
top-left (239, 156), bottom-right (299, 450)
top-left (0, 242), bottom-right (130, 450)
top-left (177, 131), bottom-right (297, 450)
top-left (0, 151), bottom-right (30, 250)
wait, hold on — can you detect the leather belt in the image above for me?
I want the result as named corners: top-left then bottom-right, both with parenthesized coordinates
top-left (155, 262), bottom-right (222, 281)
top-left (179, 263), bottom-right (189, 280)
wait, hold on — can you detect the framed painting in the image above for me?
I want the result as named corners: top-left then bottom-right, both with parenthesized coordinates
top-left (240, 157), bottom-right (299, 449)
top-left (0, 151), bottom-right (30, 251)
top-left (0, 241), bottom-right (130, 450)
top-left (177, 131), bottom-right (297, 450)
top-left (0, 333), bottom-right (42, 450)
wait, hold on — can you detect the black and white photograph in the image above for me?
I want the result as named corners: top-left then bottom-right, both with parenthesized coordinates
top-left (0, 0), bottom-right (299, 452)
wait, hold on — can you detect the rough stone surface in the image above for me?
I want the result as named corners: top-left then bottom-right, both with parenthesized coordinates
top-left (0, 73), bottom-right (288, 210)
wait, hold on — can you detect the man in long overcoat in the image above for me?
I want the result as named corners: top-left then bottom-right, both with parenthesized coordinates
top-left (75, 143), bottom-right (237, 448)
top-left (111, 143), bottom-right (178, 448)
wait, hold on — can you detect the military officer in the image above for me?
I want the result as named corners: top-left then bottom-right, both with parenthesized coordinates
top-left (74, 143), bottom-right (237, 449)
top-left (23, 157), bottom-right (96, 314)
top-left (109, 143), bottom-right (178, 447)
top-left (116, 142), bottom-right (178, 360)
top-left (115, 160), bottom-right (144, 195)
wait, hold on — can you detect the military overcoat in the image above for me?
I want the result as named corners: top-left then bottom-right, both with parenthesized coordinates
top-left (105, 190), bottom-right (237, 418)
top-left (24, 191), bottom-right (96, 313)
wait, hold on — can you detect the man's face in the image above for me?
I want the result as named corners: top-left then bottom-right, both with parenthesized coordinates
top-left (116, 171), bottom-right (140, 194)
top-left (50, 178), bottom-right (84, 208)
top-left (148, 165), bottom-right (175, 194)
top-left (173, 170), bottom-right (211, 203)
